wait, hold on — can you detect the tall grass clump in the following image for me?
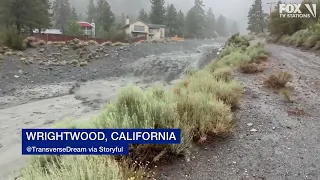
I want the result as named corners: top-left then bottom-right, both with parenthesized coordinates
top-left (20, 156), bottom-right (140, 180)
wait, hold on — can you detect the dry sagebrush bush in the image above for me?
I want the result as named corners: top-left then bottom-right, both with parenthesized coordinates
top-left (19, 156), bottom-right (141, 180)
top-left (212, 67), bottom-right (233, 82)
top-left (264, 72), bottom-right (293, 89)
top-left (185, 70), bottom-right (243, 107)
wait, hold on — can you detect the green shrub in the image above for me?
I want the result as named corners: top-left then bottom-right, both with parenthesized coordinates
top-left (1, 26), bottom-right (25, 50)
top-left (304, 35), bottom-right (320, 48)
top-left (212, 67), bottom-right (233, 82)
top-left (185, 70), bottom-right (243, 107)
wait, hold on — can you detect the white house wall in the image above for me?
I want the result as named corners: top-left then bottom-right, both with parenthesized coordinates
top-left (149, 27), bottom-right (165, 40)
top-left (127, 21), bottom-right (149, 34)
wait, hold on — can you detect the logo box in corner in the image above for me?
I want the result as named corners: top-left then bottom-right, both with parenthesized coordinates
top-left (279, 3), bottom-right (317, 18)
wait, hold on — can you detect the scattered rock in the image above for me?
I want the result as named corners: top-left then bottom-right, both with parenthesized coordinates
top-left (79, 61), bottom-right (88, 66)
top-left (250, 128), bottom-right (258, 132)
top-left (17, 51), bottom-right (24, 57)
top-left (105, 54), bottom-right (109, 57)
top-left (4, 51), bottom-right (13, 56)
top-left (62, 47), bottom-right (69, 51)
top-left (71, 59), bottom-right (79, 66)
top-left (18, 70), bottom-right (23, 74)
top-left (0, 54), bottom-right (3, 60)
top-left (247, 123), bottom-right (253, 127)
top-left (38, 48), bottom-right (45, 53)
top-left (14, 75), bottom-right (20, 78)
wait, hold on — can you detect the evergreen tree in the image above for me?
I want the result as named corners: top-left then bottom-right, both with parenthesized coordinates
top-left (185, 0), bottom-right (206, 38)
top-left (0, 0), bottom-right (51, 33)
top-left (71, 5), bottom-right (78, 21)
top-left (216, 15), bottom-right (227, 37)
top-left (165, 4), bottom-right (178, 36)
top-left (176, 10), bottom-right (185, 37)
top-left (120, 13), bottom-right (125, 25)
top-left (149, 0), bottom-right (166, 24)
top-left (231, 21), bottom-right (239, 34)
top-left (247, 0), bottom-right (268, 34)
top-left (52, 0), bottom-right (72, 33)
top-left (86, 0), bottom-right (96, 22)
top-left (34, 0), bottom-right (52, 33)
top-left (95, 0), bottom-right (115, 37)
top-left (138, 8), bottom-right (149, 22)
top-left (204, 7), bottom-right (216, 38)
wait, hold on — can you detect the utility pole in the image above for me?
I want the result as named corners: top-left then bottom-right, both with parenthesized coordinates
top-left (267, 2), bottom-right (277, 14)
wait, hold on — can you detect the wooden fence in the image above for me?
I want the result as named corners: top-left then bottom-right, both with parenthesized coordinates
top-left (32, 34), bottom-right (148, 44)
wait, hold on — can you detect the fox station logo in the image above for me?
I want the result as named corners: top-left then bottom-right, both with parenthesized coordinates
top-left (279, 4), bottom-right (317, 18)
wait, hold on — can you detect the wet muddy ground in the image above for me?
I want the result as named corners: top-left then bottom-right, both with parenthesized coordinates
top-left (156, 43), bottom-right (320, 180)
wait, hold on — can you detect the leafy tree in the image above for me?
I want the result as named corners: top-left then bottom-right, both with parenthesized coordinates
top-left (138, 8), bottom-right (149, 22)
top-left (71, 5), bottom-right (78, 21)
top-left (95, 0), bottom-right (115, 36)
top-left (247, 0), bottom-right (268, 34)
top-left (176, 10), bottom-right (185, 37)
top-left (231, 21), bottom-right (239, 34)
top-left (216, 15), bottom-right (227, 37)
top-left (149, 0), bottom-right (166, 24)
top-left (165, 4), bottom-right (178, 36)
top-left (52, 0), bottom-right (72, 33)
top-left (86, 0), bottom-right (96, 22)
top-left (65, 20), bottom-right (83, 36)
top-left (204, 7), bottom-right (216, 38)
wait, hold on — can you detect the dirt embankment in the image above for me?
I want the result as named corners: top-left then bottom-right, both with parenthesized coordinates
top-left (0, 39), bottom-right (224, 179)
top-left (156, 42), bottom-right (320, 180)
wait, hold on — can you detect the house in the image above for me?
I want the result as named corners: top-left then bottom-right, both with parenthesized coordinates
top-left (123, 17), bottom-right (166, 41)
top-left (78, 21), bottom-right (96, 37)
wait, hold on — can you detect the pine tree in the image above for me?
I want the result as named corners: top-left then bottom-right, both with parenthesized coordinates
top-left (95, 0), bottom-right (115, 36)
top-left (149, 0), bottom-right (166, 24)
top-left (176, 10), bottom-right (185, 37)
top-left (52, 0), bottom-right (72, 33)
top-left (216, 15), bottom-right (227, 37)
top-left (165, 4), bottom-right (178, 36)
top-left (86, 0), bottom-right (96, 22)
top-left (138, 8), bottom-right (149, 22)
top-left (204, 7), bottom-right (216, 38)
top-left (71, 5), bottom-right (78, 21)
top-left (120, 13), bottom-right (125, 25)
top-left (247, 0), bottom-right (268, 34)
top-left (185, 0), bottom-right (206, 38)
top-left (0, 0), bottom-right (51, 33)
top-left (34, 0), bottom-right (52, 33)
top-left (231, 21), bottom-right (239, 34)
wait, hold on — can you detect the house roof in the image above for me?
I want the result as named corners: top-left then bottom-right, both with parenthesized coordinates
top-left (123, 19), bottom-right (166, 29)
top-left (148, 24), bottom-right (166, 29)
top-left (42, 29), bottom-right (62, 35)
top-left (78, 21), bottom-right (93, 28)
